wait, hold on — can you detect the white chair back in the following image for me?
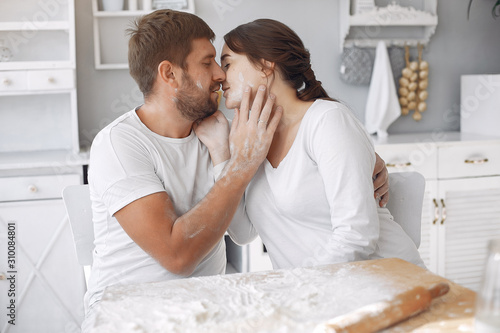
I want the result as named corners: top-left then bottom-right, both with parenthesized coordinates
top-left (62, 184), bottom-right (94, 266)
top-left (385, 171), bottom-right (425, 248)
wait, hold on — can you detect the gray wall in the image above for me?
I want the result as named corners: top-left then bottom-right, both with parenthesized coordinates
top-left (75, 0), bottom-right (500, 149)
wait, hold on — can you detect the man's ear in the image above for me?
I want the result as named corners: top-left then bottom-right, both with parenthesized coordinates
top-left (260, 60), bottom-right (275, 78)
top-left (158, 60), bottom-right (178, 88)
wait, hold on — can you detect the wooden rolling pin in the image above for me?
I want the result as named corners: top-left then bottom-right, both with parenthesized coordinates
top-left (314, 282), bottom-right (450, 333)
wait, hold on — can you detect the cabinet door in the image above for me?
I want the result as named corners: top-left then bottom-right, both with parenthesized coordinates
top-left (247, 236), bottom-right (273, 272)
top-left (420, 180), bottom-right (439, 273)
top-left (0, 199), bottom-right (85, 333)
top-left (437, 176), bottom-right (500, 291)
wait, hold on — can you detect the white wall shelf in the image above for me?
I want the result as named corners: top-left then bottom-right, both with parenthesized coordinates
top-left (0, 61), bottom-right (74, 71)
top-left (92, 0), bottom-right (195, 70)
top-left (339, 0), bottom-right (438, 50)
top-left (0, 21), bottom-right (70, 31)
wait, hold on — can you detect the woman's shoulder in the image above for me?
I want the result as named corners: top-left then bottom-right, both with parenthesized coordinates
top-left (305, 99), bottom-right (360, 128)
top-left (302, 99), bottom-right (374, 150)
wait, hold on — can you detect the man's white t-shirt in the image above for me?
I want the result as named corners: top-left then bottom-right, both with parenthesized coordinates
top-left (85, 108), bottom-right (231, 313)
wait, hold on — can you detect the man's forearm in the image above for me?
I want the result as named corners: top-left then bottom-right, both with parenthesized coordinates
top-left (166, 159), bottom-right (253, 274)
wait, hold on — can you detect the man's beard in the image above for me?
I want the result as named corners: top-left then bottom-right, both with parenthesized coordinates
top-left (175, 72), bottom-right (218, 122)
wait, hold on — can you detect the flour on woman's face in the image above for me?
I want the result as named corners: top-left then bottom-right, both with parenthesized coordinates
top-left (220, 44), bottom-right (263, 110)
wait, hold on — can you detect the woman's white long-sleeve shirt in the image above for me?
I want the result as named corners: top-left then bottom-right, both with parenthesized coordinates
top-left (245, 100), bottom-right (424, 269)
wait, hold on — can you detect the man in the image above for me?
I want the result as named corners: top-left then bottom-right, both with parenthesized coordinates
top-left (83, 9), bottom-right (281, 330)
top-left (83, 9), bottom-right (389, 331)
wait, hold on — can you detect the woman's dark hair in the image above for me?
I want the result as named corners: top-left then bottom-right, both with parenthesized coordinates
top-left (224, 19), bottom-right (335, 102)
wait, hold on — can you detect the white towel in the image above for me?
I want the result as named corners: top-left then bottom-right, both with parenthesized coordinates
top-left (364, 41), bottom-right (401, 137)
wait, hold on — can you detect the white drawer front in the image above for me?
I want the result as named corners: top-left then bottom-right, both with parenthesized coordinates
top-left (28, 69), bottom-right (74, 91)
top-left (0, 71), bottom-right (27, 92)
top-left (438, 142), bottom-right (500, 179)
top-left (0, 174), bottom-right (80, 202)
top-left (375, 143), bottom-right (438, 179)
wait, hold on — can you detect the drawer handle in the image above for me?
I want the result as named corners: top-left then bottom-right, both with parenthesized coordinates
top-left (464, 158), bottom-right (489, 164)
top-left (386, 162), bottom-right (411, 168)
top-left (440, 199), bottom-right (446, 225)
top-left (28, 184), bottom-right (38, 193)
top-left (432, 198), bottom-right (439, 225)
top-left (2, 78), bottom-right (11, 86)
top-left (48, 77), bottom-right (56, 84)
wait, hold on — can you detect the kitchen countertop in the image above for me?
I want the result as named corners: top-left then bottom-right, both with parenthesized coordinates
top-left (371, 130), bottom-right (500, 146)
top-left (0, 148), bottom-right (89, 171)
top-left (91, 258), bottom-right (476, 333)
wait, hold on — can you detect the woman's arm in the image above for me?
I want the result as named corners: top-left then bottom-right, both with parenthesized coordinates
top-left (374, 153), bottom-right (390, 207)
top-left (226, 195), bottom-right (258, 245)
top-left (310, 105), bottom-right (379, 263)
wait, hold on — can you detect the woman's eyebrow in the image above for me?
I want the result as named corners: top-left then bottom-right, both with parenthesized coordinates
top-left (220, 54), bottom-right (231, 62)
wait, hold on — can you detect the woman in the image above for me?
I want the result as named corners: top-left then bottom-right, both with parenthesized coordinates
top-left (201, 19), bottom-right (424, 269)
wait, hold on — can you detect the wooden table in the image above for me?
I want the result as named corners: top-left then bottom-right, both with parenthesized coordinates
top-left (91, 258), bottom-right (476, 333)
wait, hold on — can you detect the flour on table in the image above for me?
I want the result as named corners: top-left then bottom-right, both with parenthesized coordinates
top-left (92, 263), bottom-right (409, 333)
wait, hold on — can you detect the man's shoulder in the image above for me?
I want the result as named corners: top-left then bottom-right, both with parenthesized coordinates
top-left (95, 110), bottom-right (141, 140)
top-left (89, 110), bottom-right (145, 154)
top-left (102, 110), bottom-right (137, 135)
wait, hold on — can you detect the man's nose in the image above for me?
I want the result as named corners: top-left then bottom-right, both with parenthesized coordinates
top-left (213, 63), bottom-right (225, 82)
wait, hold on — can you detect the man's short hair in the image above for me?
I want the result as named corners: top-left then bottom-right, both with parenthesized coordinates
top-left (127, 10), bottom-right (215, 98)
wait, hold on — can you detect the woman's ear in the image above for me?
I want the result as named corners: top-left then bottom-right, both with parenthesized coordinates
top-left (158, 60), bottom-right (178, 88)
top-left (260, 60), bottom-right (275, 78)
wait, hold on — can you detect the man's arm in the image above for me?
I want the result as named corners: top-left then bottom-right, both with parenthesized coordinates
top-left (114, 86), bottom-right (281, 276)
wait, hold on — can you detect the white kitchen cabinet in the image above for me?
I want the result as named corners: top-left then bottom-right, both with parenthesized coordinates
top-left (0, 199), bottom-right (84, 333)
top-left (437, 177), bottom-right (500, 291)
top-left (91, 0), bottom-right (195, 70)
top-left (374, 131), bottom-right (500, 291)
top-left (0, 168), bottom-right (88, 333)
top-left (0, 0), bottom-right (79, 153)
top-left (0, 6), bottom-right (86, 330)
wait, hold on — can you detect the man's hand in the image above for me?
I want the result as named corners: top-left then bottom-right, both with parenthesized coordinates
top-left (193, 110), bottom-right (230, 166)
top-left (227, 85), bottom-right (282, 181)
top-left (373, 152), bottom-right (389, 207)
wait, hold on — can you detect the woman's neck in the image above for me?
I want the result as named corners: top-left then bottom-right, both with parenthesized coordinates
top-left (265, 82), bottom-right (313, 167)
top-left (269, 82), bottom-right (314, 129)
